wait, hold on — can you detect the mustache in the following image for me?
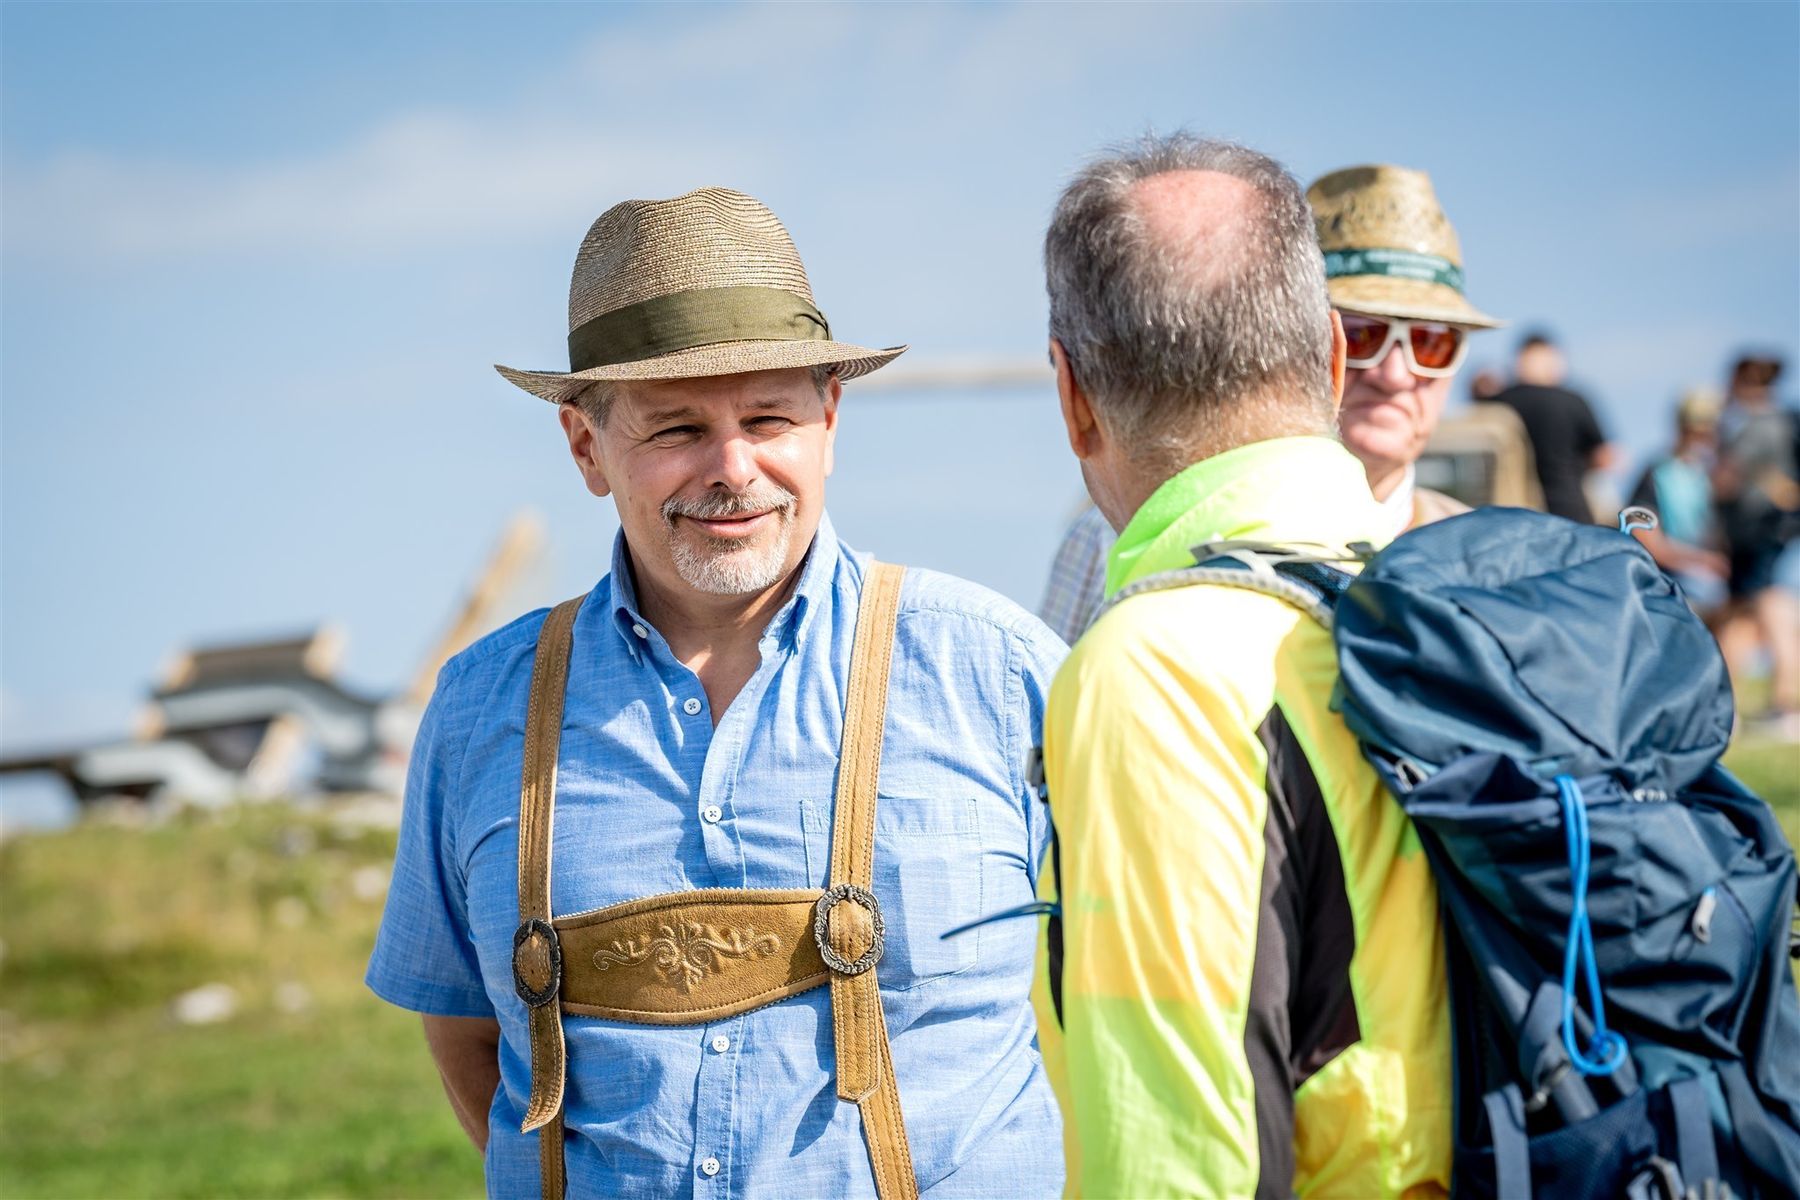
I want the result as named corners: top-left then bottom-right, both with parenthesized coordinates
top-left (661, 485), bottom-right (798, 524)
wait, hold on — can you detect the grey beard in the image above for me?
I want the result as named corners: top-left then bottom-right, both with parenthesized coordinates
top-left (661, 485), bottom-right (798, 596)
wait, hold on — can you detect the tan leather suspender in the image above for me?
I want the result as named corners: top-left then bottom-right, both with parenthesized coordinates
top-left (513, 595), bottom-right (581, 1200)
top-left (824, 563), bottom-right (916, 1199)
top-left (509, 562), bottom-right (917, 1199)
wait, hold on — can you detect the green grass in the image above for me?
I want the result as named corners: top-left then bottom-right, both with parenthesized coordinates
top-left (0, 737), bottom-right (1793, 1199)
top-left (0, 804), bottom-right (482, 1199)
top-left (1726, 737), bottom-right (1800, 847)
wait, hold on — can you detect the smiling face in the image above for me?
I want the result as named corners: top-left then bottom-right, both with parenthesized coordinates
top-left (1336, 317), bottom-right (1459, 483)
top-left (560, 367), bottom-right (839, 603)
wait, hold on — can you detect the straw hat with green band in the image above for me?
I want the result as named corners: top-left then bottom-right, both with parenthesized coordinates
top-left (496, 187), bottom-right (906, 403)
top-left (1307, 164), bottom-right (1504, 330)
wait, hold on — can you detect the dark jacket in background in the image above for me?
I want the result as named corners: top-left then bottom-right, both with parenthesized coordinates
top-left (1485, 383), bottom-right (1607, 522)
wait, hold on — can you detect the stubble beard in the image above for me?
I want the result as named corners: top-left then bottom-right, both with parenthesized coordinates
top-left (661, 485), bottom-right (800, 596)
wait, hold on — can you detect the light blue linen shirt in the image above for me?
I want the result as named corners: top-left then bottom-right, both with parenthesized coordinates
top-left (367, 515), bottom-right (1067, 1199)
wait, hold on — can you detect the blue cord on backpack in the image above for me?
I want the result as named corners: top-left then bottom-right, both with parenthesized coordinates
top-left (1555, 774), bottom-right (1629, 1075)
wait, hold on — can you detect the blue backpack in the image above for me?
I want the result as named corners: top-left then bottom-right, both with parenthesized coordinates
top-left (1186, 506), bottom-right (1800, 1200)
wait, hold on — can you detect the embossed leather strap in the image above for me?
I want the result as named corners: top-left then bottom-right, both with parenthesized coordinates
top-left (515, 565), bottom-right (917, 1200)
top-left (554, 888), bottom-right (829, 1022)
top-left (515, 596), bottom-right (583, 1197)
top-left (828, 561), bottom-right (918, 1200)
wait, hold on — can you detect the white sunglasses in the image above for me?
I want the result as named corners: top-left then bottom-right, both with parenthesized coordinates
top-left (1340, 312), bottom-right (1470, 378)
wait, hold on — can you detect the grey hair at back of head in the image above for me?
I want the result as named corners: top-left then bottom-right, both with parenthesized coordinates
top-left (1045, 133), bottom-right (1335, 464)
top-left (572, 364), bottom-right (836, 426)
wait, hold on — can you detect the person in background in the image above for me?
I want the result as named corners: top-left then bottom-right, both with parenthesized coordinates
top-left (1627, 388), bottom-right (1730, 615)
top-left (1485, 331), bottom-right (1618, 523)
top-left (1037, 502), bottom-right (1111, 645)
top-left (1453, 368), bottom-right (1548, 511)
top-left (1037, 161), bottom-right (1504, 643)
top-left (1308, 163), bottom-right (1503, 536)
top-left (1036, 132), bottom-right (1451, 1198)
top-left (1713, 354), bottom-right (1799, 735)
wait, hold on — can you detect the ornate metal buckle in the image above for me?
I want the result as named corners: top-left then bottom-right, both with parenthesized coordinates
top-left (813, 883), bottom-right (884, 976)
top-left (511, 918), bottom-right (562, 1008)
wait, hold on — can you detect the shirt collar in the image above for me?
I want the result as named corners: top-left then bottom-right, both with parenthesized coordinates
top-left (1380, 463), bottom-right (1417, 541)
top-left (1105, 436), bottom-right (1387, 595)
top-left (605, 512), bottom-right (842, 658)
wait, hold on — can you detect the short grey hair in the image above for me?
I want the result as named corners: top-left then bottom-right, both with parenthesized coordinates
top-left (571, 363), bottom-right (837, 427)
top-left (1045, 133), bottom-right (1334, 463)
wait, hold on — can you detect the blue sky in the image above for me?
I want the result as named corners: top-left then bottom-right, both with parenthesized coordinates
top-left (2, 3), bottom-right (1796, 814)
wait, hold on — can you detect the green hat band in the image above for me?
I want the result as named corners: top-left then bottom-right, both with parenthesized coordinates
top-left (1323, 248), bottom-right (1465, 294)
top-left (568, 286), bottom-right (831, 371)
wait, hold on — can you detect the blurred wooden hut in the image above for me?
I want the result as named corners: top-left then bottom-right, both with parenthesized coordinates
top-left (0, 513), bottom-right (545, 808)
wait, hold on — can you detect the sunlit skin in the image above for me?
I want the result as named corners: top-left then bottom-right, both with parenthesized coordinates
top-left (1336, 312), bottom-right (1460, 503)
top-left (558, 367), bottom-right (840, 716)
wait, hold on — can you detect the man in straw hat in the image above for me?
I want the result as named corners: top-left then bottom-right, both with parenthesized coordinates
top-left (1036, 161), bottom-right (1506, 644)
top-left (1309, 163), bottom-right (1507, 535)
top-left (1033, 134), bottom-right (1452, 1196)
top-left (368, 187), bottom-right (1066, 1198)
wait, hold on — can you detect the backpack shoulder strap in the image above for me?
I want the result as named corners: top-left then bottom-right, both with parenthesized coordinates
top-left (1096, 542), bottom-right (1360, 630)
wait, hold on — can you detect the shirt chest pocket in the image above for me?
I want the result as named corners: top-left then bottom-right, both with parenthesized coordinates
top-left (801, 793), bottom-right (982, 990)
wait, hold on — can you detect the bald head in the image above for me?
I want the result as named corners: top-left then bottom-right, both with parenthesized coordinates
top-left (1130, 169), bottom-right (1261, 282)
top-left (1045, 134), bottom-right (1335, 468)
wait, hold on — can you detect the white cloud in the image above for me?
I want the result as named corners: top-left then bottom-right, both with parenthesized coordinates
top-left (4, 110), bottom-right (748, 260)
top-left (2, 3), bottom-right (1237, 264)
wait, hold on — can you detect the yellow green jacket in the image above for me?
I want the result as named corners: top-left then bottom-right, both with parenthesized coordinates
top-left (1035, 437), bottom-right (1452, 1199)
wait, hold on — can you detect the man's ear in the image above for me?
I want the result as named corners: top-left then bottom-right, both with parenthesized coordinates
top-left (820, 373), bottom-right (842, 479)
top-left (1051, 339), bottom-right (1101, 461)
top-left (1327, 309), bottom-right (1347, 412)
top-left (559, 403), bottom-right (612, 499)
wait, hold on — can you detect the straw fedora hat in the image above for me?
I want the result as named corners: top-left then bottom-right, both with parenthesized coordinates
top-left (1307, 164), bottom-right (1503, 329)
top-left (496, 187), bottom-right (906, 403)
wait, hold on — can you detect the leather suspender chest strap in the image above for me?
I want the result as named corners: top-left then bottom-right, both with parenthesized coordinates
top-left (509, 562), bottom-right (917, 1199)
top-left (513, 595), bottom-right (580, 1200)
top-left (824, 562), bottom-right (917, 1200)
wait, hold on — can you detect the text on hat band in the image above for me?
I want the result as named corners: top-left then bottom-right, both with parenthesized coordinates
top-left (567, 286), bottom-right (832, 372)
top-left (1323, 248), bottom-right (1466, 294)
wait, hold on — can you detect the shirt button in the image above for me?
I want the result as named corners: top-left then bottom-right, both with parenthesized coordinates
top-left (700, 1157), bottom-right (721, 1177)
top-left (711, 1034), bottom-right (730, 1053)
top-left (683, 697), bottom-right (703, 716)
top-left (631, 623), bottom-right (648, 639)
top-left (701, 804), bottom-right (723, 824)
